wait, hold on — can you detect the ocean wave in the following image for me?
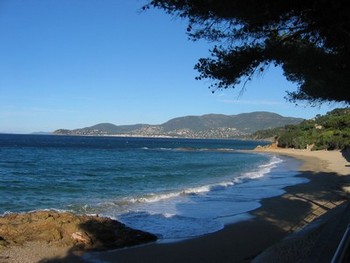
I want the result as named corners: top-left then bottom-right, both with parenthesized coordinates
top-left (66, 154), bottom-right (284, 223)
top-left (128, 192), bottom-right (183, 204)
top-left (239, 155), bottom-right (283, 180)
top-left (117, 156), bottom-right (282, 206)
top-left (141, 147), bottom-right (236, 153)
top-left (126, 185), bottom-right (211, 204)
top-left (2, 208), bottom-right (72, 217)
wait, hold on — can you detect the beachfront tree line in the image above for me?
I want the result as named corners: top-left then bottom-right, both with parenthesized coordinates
top-left (252, 108), bottom-right (350, 150)
top-left (145, 0), bottom-right (350, 104)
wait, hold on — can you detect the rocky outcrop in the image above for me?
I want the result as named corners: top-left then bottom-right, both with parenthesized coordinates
top-left (0, 211), bottom-right (157, 251)
top-left (255, 142), bottom-right (279, 150)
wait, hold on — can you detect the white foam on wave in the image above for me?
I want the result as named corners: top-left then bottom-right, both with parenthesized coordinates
top-left (72, 155), bottom-right (285, 221)
top-left (142, 146), bottom-right (236, 153)
top-left (126, 185), bottom-right (211, 204)
top-left (122, 156), bottom-right (282, 206)
top-left (175, 147), bottom-right (236, 152)
top-left (128, 192), bottom-right (182, 204)
top-left (124, 177), bottom-right (253, 206)
top-left (85, 155), bottom-right (289, 242)
top-left (2, 207), bottom-right (71, 216)
top-left (141, 147), bottom-right (173, 152)
top-left (208, 181), bottom-right (234, 191)
top-left (239, 155), bottom-right (283, 180)
top-left (183, 185), bottom-right (211, 195)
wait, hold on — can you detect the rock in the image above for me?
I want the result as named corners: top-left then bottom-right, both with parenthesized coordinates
top-left (0, 236), bottom-right (9, 250)
top-left (255, 142), bottom-right (279, 150)
top-left (71, 232), bottom-right (92, 245)
top-left (0, 211), bottom-right (157, 251)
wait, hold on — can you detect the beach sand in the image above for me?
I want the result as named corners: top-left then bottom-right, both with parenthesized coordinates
top-left (1, 149), bottom-right (349, 263)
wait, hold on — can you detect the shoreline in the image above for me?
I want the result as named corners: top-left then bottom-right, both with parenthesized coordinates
top-left (1, 148), bottom-right (349, 262)
top-left (86, 148), bottom-right (350, 263)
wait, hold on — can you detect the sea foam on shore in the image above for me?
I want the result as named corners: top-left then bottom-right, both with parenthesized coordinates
top-left (115, 154), bottom-right (308, 241)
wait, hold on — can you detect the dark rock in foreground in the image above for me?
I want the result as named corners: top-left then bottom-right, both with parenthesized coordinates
top-left (0, 210), bottom-right (157, 251)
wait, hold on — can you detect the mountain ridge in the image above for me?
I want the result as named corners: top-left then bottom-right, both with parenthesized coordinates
top-left (54, 111), bottom-right (304, 139)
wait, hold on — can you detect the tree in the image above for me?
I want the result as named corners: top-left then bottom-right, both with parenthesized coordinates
top-left (145, 0), bottom-right (350, 104)
top-left (251, 108), bottom-right (350, 150)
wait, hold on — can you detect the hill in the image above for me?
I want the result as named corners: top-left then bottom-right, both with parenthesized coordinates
top-left (53, 112), bottom-right (303, 139)
top-left (252, 108), bottom-right (350, 150)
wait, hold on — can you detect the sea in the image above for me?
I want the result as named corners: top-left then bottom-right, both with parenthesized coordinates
top-left (0, 134), bottom-right (308, 241)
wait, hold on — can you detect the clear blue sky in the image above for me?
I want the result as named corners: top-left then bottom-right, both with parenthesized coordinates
top-left (0, 0), bottom-right (345, 133)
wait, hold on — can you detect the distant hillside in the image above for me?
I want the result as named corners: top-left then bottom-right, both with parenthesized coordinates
top-left (54, 112), bottom-right (303, 139)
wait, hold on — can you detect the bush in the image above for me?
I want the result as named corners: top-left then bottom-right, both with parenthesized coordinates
top-left (254, 107), bottom-right (350, 150)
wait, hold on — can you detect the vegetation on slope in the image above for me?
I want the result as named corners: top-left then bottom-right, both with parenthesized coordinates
top-left (252, 108), bottom-right (350, 150)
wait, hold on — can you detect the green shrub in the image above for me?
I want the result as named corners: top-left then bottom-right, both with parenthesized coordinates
top-left (253, 108), bottom-right (350, 150)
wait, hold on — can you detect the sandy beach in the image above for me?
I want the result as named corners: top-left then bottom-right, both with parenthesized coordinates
top-left (1, 148), bottom-right (349, 263)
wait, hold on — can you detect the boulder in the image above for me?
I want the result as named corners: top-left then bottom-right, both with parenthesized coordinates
top-left (0, 211), bottom-right (157, 251)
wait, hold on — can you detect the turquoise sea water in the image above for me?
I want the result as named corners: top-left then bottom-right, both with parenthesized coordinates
top-left (0, 134), bottom-right (308, 241)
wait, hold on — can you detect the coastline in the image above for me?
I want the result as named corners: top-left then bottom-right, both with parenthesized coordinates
top-left (87, 148), bottom-right (350, 263)
top-left (1, 148), bottom-right (349, 262)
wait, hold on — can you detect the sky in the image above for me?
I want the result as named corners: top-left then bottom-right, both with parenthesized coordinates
top-left (0, 0), bottom-right (346, 134)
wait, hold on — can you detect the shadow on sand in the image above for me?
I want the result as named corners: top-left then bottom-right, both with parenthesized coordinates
top-left (38, 218), bottom-right (157, 263)
top-left (342, 148), bottom-right (350, 167)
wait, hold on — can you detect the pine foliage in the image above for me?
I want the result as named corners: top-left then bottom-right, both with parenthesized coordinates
top-left (146, 0), bottom-right (350, 104)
